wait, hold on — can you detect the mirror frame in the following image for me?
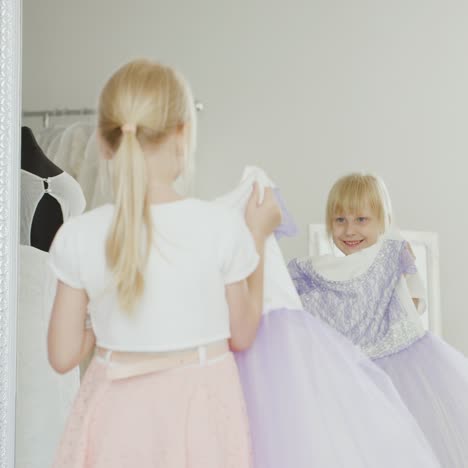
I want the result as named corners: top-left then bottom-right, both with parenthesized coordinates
top-left (0, 0), bottom-right (21, 466)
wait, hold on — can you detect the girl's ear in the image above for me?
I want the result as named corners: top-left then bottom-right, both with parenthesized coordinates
top-left (174, 123), bottom-right (189, 162)
top-left (176, 122), bottom-right (186, 135)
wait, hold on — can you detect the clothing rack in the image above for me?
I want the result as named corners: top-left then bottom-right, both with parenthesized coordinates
top-left (22, 108), bottom-right (96, 128)
top-left (23, 100), bottom-right (204, 129)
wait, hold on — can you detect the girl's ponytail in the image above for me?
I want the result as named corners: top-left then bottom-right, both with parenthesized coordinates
top-left (106, 127), bottom-right (153, 311)
top-left (98, 59), bottom-right (196, 312)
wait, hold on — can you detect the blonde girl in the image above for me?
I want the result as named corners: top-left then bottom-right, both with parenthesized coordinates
top-left (290, 173), bottom-right (468, 467)
top-left (47, 59), bottom-right (281, 467)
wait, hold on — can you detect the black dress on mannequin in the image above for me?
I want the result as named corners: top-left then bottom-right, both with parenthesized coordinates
top-left (21, 126), bottom-right (64, 251)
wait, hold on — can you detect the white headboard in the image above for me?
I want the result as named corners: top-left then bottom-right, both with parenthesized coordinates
top-left (308, 224), bottom-right (442, 336)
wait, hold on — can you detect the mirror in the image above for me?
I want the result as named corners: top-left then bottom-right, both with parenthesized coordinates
top-left (0, 0), bottom-right (465, 466)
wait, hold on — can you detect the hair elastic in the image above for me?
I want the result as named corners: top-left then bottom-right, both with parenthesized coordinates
top-left (121, 123), bottom-right (137, 134)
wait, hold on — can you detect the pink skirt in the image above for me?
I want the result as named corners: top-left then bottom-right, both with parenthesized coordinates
top-left (53, 352), bottom-right (252, 468)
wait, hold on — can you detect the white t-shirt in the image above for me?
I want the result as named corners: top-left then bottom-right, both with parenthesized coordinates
top-left (48, 199), bottom-right (259, 352)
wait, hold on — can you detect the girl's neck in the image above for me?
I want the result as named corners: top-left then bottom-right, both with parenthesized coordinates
top-left (147, 184), bottom-right (184, 205)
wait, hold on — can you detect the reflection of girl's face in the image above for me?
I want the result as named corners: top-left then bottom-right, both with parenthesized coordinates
top-left (331, 205), bottom-right (382, 256)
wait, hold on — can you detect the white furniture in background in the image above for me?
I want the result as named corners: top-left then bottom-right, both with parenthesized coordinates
top-left (308, 224), bottom-right (442, 336)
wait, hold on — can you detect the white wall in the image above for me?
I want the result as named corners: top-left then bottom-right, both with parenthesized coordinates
top-left (23, 0), bottom-right (468, 355)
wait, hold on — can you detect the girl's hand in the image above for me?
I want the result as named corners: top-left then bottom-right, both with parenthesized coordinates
top-left (245, 183), bottom-right (282, 240)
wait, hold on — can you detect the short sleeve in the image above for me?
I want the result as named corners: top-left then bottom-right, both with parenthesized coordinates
top-left (399, 242), bottom-right (418, 276)
top-left (287, 258), bottom-right (312, 296)
top-left (48, 218), bottom-right (83, 289)
top-left (400, 242), bottom-right (427, 314)
top-left (219, 210), bottom-right (259, 284)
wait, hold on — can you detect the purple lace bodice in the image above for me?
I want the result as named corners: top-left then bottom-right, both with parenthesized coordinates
top-left (288, 240), bottom-right (426, 359)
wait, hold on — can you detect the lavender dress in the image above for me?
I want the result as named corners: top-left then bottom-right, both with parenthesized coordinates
top-left (216, 167), bottom-right (440, 468)
top-left (289, 239), bottom-right (468, 467)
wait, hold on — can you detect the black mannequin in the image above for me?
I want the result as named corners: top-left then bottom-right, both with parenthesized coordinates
top-left (21, 126), bottom-right (64, 251)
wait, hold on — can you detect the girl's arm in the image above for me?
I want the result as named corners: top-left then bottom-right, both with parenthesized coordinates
top-left (226, 236), bottom-right (266, 351)
top-left (227, 185), bottom-right (281, 351)
top-left (48, 281), bottom-right (95, 374)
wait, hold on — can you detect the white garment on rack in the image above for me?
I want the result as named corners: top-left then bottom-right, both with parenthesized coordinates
top-left (35, 126), bottom-right (52, 149)
top-left (77, 131), bottom-right (112, 209)
top-left (53, 122), bottom-right (95, 179)
top-left (16, 245), bottom-right (79, 468)
top-left (76, 131), bottom-right (97, 206)
top-left (90, 157), bottom-right (113, 210)
top-left (31, 122), bottom-right (110, 212)
top-left (47, 130), bottom-right (66, 162)
top-left (36, 126), bottom-right (65, 154)
top-left (20, 169), bottom-right (86, 246)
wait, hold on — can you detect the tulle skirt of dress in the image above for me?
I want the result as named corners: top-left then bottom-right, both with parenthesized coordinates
top-left (375, 332), bottom-right (468, 468)
top-left (235, 308), bottom-right (441, 468)
top-left (52, 352), bottom-right (252, 468)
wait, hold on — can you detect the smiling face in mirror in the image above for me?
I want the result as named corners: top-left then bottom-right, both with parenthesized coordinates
top-left (326, 173), bottom-right (388, 255)
top-left (331, 208), bottom-right (383, 255)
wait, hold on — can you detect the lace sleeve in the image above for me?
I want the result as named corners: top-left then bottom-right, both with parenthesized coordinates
top-left (399, 242), bottom-right (418, 276)
top-left (399, 242), bottom-right (427, 314)
top-left (287, 258), bottom-right (313, 296)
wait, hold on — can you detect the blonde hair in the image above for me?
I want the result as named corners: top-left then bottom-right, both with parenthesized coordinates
top-left (98, 59), bottom-right (196, 311)
top-left (325, 173), bottom-right (392, 235)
